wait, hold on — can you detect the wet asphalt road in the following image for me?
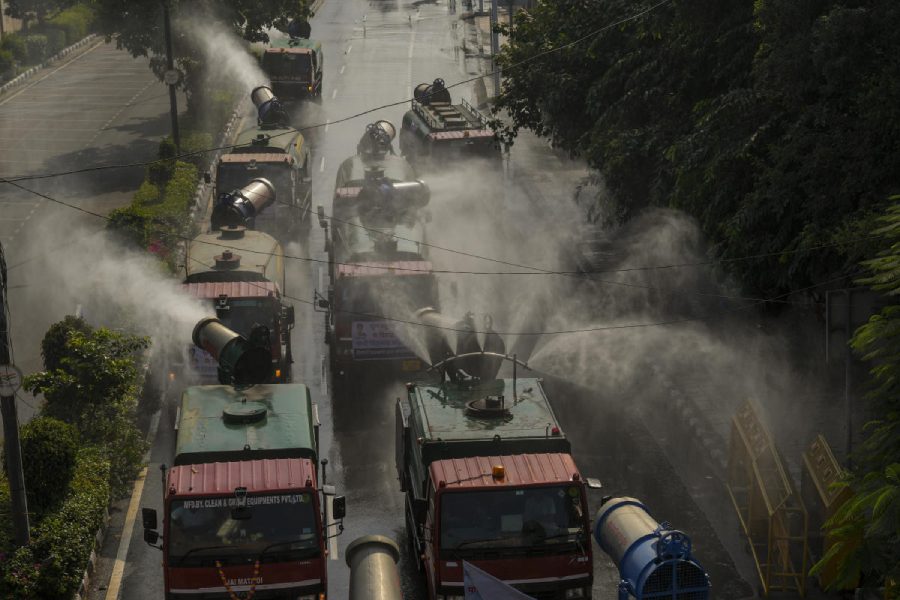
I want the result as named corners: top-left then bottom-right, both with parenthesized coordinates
top-left (88, 0), bottom-right (754, 598)
top-left (0, 40), bottom-right (183, 427)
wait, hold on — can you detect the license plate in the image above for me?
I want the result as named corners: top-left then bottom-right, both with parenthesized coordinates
top-left (401, 360), bottom-right (421, 372)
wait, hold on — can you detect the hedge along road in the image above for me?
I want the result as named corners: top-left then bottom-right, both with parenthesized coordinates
top-left (0, 41), bottom-right (186, 432)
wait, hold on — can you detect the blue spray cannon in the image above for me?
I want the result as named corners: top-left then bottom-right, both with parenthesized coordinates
top-left (594, 497), bottom-right (711, 600)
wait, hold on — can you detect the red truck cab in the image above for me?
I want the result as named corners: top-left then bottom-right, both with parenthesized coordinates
top-left (421, 454), bottom-right (593, 600)
top-left (161, 459), bottom-right (327, 600)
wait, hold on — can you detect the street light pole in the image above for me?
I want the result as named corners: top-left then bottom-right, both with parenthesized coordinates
top-left (0, 243), bottom-right (29, 547)
top-left (490, 0), bottom-right (500, 96)
top-left (162, 0), bottom-right (181, 152)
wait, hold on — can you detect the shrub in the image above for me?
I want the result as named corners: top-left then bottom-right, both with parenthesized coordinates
top-left (0, 470), bottom-right (12, 554)
top-left (48, 5), bottom-right (94, 45)
top-left (42, 28), bottom-right (65, 55)
top-left (24, 35), bottom-right (47, 64)
top-left (19, 417), bottom-right (80, 516)
top-left (1, 33), bottom-right (27, 63)
top-left (179, 131), bottom-right (214, 169)
top-left (41, 315), bottom-right (92, 372)
top-left (0, 49), bottom-right (13, 77)
top-left (0, 447), bottom-right (110, 599)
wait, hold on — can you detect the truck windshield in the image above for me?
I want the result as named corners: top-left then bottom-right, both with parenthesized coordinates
top-left (439, 486), bottom-right (587, 556)
top-left (220, 299), bottom-right (276, 337)
top-left (168, 493), bottom-right (319, 566)
top-left (217, 164), bottom-right (293, 199)
top-left (262, 52), bottom-right (312, 80)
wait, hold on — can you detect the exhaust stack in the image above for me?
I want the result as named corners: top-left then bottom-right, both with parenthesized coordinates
top-left (192, 318), bottom-right (272, 386)
top-left (211, 178), bottom-right (277, 231)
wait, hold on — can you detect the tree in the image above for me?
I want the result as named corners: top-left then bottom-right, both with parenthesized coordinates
top-left (493, 0), bottom-right (900, 297)
top-left (812, 198), bottom-right (900, 590)
top-left (24, 324), bottom-right (150, 494)
top-left (3, 0), bottom-right (75, 29)
top-left (92, 0), bottom-right (313, 111)
top-left (16, 417), bottom-right (79, 516)
top-left (39, 314), bottom-right (91, 372)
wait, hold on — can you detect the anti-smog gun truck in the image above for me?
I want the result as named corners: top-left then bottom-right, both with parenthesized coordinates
top-left (142, 318), bottom-right (345, 600)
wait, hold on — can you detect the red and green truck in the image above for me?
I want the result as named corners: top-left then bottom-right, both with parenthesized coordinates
top-left (142, 320), bottom-right (344, 600)
top-left (396, 311), bottom-right (600, 600)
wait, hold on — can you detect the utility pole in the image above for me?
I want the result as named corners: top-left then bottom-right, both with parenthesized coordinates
top-left (0, 242), bottom-right (30, 546)
top-left (162, 0), bottom-right (181, 152)
top-left (490, 0), bottom-right (500, 96)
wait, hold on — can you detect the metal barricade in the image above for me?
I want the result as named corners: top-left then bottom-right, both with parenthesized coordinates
top-left (801, 434), bottom-right (857, 591)
top-left (726, 399), bottom-right (808, 596)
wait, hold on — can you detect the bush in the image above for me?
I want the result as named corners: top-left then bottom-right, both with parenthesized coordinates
top-left (0, 471), bottom-right (12, 555)
top-left (19, 417), bottom-right (80, 516)
top-left (1, 33), bottom-right (26, 63)
top-left (0, 49), bottom-right (13, 77)
top-left (48, 5), bottom-right (94, 45)
top-left (179, 131), bottom-right (214, 169)
top-left (41, 28), bottom-right (65, 55)
top-left (0, 447), bottom-right (110, 599)
top-left (41, 315), bottom-right (92, 372)
top-left (24, 35), bottom-right (47, 64)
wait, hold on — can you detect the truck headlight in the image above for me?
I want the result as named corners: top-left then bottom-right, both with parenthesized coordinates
top-left (565, 587), bottom-right (587, 598)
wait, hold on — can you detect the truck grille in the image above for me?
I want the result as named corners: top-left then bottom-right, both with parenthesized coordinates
top-left (640, 560), bottom-right (710, 598)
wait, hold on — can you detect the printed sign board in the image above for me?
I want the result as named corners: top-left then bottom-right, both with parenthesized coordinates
top-left (351, 320), bottom-right (412, 360)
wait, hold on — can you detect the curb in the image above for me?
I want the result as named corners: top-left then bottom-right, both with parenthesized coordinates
top-left (0, 34), bottom-right (100, 96)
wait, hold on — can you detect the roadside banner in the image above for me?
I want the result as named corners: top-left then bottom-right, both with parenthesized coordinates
top-left (463, 561), bottom-right (535, 599)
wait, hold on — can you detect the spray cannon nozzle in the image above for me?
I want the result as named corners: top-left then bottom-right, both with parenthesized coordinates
top-left (357, 121), bottom-right (396, 157)
top-left (415, 308), bottom-right (506, 382)
top-left (286, 19), bottom-right (311, 40)
top-left (357, 177), bottom-right (430, 225)
top-left (413, 78), bottom-right (452, 105)
top-left (211, 178), bottom-right (277, 231)
top-left (251, 86), bottom-right (290, 127)
top-left (192, 318), bottom-right (273, 386)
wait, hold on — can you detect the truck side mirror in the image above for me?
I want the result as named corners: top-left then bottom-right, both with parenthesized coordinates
top-left (317, 298), bottom-right (330, 309)
top-left (144, 528), bottom-right (160, 545)
top-left (585, 477), bottom-right (603, 490)
top-left (316, 205), bottom-right (327, 228)
top-left (142, 507), bottom-right (158, 531)
top-left (283, 304), bottom-right (295, 327)
top-left (333, 495), bottom-right (346, 520)
top-left (412, 498), bottom-right (427, 523)
top-left (203, 172), bottom-right (212, 184)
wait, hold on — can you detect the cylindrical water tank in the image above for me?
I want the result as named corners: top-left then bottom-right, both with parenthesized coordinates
top-left (594, 497), bottom-right (711, 600)
top-left (211, 178), bottom-right (277, 230)
top-left (413, 78), bottom-right (452, 105)
top-left (345, 535), bottom-right (402, 600)
top-left (192, 318), bottom-right (272, 386)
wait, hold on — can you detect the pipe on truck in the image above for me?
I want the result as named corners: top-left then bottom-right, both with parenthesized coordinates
top-left (415, 308), bottom-right (505, 381)
top-left (593, 497), bottom-right (711, 600)
top-left (192, 317), bottom-right (273, 386)
top-left (211, 178), bottom-right (277, 231)
top-left (345, 535), bottom-right (402, 600)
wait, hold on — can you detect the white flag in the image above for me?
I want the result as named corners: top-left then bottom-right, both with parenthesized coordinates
top-left (463, 561), bottom-right (536, 600)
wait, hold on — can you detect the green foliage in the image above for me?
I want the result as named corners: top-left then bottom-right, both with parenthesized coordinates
top-left (0, 471), bottom-right (12, 554)
top-left (24, 324), bottom-right (149, 494)
top-left (40, 314), bottom-right (91, 372)
top-left (494, 0), bottom-right (900, 297)
top-left (813, 198), bottom-right (900, 588)
top-left (1, 33), bottom-right (27, 63)
top-left (24, 34), bottom-right (47, 63)
top-left (18, 417), bottom-right (80, 516)
top-left (0, 447), bottom-right (110, 599)
top-left (47, 4), bottom-right (94, 45)
top-left (107, 160), bottom-right (198, 268)
top-left (33, 26), bottom-right (64, 55)
top-left (4, 0), bottom-right (76, 28)
top-left (0, 49), bottom-right (14, 76)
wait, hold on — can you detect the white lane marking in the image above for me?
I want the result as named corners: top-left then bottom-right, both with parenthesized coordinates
top-left (331, 88), bottom-right (337, 100)
top-left (345, 44), bottom-right (352, 55)
top-left (104, 466), bottom-right (149, 600)
top-left (0, 40), bottom-right (103, 107)
top-left (319, 156), bottom-right (326, 172)
top-left (339, 65), bottom-right (346, 75)
top-left (325, 119), bottom-right (330, 132)
top-left (406, 23), bottom-right (416, 100)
